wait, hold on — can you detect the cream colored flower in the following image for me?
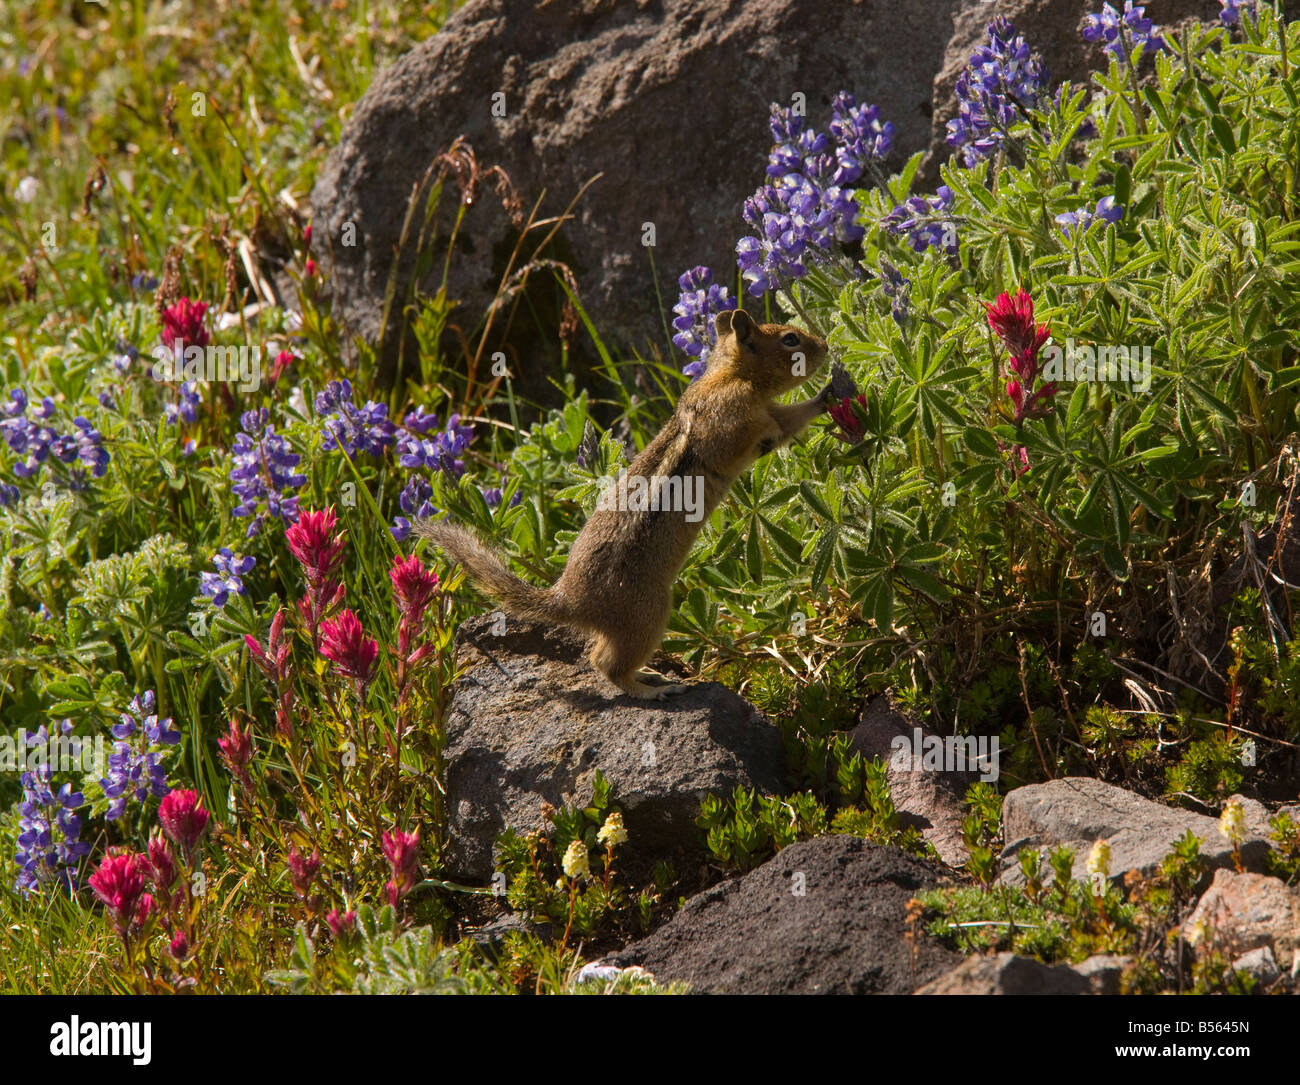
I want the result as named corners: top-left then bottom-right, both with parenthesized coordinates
top-left (1219, 798), bottom-right (1247, 844)
top-left (597, 812), bottom-right (628, 848)
top-left (562, 839), bottom-right (589, 879)
top-left (1187, 917), bottom-right (1210, 947)
top-left (1086, 839), bottom-right (1112, 879)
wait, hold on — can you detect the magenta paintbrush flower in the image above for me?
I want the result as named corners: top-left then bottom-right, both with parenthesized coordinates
top-left (89, 850), bottom-right (147, 935)
top-left (319, 609), bottom-right (379, 697)
top-left (382, 828), bottom-right (420, 905)
top-left (160, 296), bottom-right (210, 354)
top-left (158, 788), bottom-right (210, 861)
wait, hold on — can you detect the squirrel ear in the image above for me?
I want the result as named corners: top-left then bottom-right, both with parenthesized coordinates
top-left (713, 310), bottom-right (734, 337)
top-left (730, 309), bottom-right (757, 347)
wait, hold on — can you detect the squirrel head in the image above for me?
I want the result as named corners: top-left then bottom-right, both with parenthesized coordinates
top-left (712, 310), bottom-right (827, 396)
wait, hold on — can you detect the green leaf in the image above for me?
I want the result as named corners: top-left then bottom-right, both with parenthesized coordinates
top-left (1210, 115), bottom-right (1236, 154)
top-left (799, 480), bottom-right (835, 521)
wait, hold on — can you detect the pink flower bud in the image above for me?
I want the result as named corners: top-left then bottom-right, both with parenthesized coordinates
top-left (158, 789), bottom-right (210, 857)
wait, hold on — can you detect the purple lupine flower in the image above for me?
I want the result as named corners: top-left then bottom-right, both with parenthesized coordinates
top-left (200, 548), bottom-right (256, 608)
top-left (882, 185), bottom-right (959, 256)
top-left (112, 341), bottom-right (139, 375)
top-left (1218, 0), bottom-right (1257, 25)
top-left (163, 381), bottom-right (202, 427)
top-left (230, 408), bottom-right (306, 538)
top-left (0, 389), bottom-right (110, 492)
top-left (946, 18), bottom-right (1050, 167)
top-left (480, 475), bottom-right (522, 509)
top-left (391, 475), bottom-right (437, 542)
top-left (828, 92), bottom-right (895, 184)
top-left (395, 413), bottom-right (473, 476)
top-left (671, 266), bottom-right (738, 376)
top-left (576, 421), bottom-right (600, 470)
top-left (878, 257), bottom-right (912, 326)
top-left (315, 379), bottom-right (396, 458)
top-left (1055, 195), bottom-right (1125, 238)
top-left (14, 721), bottom-right (91, 895)
top-left (101, 691), bottom-right (178, 821)
top-left (1081, 2), bottom-right (1167, 65)
top-left (736, 98), bottom-right (892, 297)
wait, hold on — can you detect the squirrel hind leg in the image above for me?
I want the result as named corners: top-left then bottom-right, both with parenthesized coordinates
top-left (589, 630), bottom-right (684, 701)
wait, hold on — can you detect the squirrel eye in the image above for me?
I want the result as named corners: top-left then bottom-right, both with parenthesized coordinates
top-left (781, 332), bottom-right (801, 348)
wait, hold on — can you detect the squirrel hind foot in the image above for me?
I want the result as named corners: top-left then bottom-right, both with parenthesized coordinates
top-left (613, 675), bottom-right (691, 700)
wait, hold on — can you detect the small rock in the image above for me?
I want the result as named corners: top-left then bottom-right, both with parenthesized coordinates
top-left (849, 694), bottom-right (986, 865)
top-left (916, 952), bottom-right (1090, 995)
top-left (440, 613), bottom-right (786, 880)
top-left (1181, 868), bottom-right (1300, 970)
top-left (1071, 953), bottom-right (1133, 996)
top-left (1231, 946), bottom-right (1281, 985)
top-left (612, 835), bottom-right (960, 994)
top-left (469, 912), bottom-right (552, 954)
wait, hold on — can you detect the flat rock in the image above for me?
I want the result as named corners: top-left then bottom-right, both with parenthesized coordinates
top-left (312, 0), bottom-right (961, 387)
top-left (440, 613), bottom-right (786, 880)
top-left (611, 834), bottom-right (961, 994)
top-left (1182, 868), bottom-right (1300, 970)
top-left (915, 951), bottom-right (1090, 995)
top-left (998, 777), bottom-right (1272, 887)
top-left (849, 693), bottom-right (984, 866)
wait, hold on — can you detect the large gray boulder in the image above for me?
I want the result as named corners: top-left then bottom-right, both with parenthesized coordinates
top-left (998, 777), bottom-right (1273, 887)
top-left (612, 834), bottom-right (961, 994)
top-left (311, 0), bottom-right (962, 388)
top-left (440, 612), bottom-right (786, 880)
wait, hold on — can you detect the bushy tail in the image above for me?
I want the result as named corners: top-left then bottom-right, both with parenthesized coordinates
top-left (415, 519), bottom-right (580, 627)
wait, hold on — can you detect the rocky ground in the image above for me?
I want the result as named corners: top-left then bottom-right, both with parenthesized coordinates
top-left (441, 615), bottom-right (1300, 994)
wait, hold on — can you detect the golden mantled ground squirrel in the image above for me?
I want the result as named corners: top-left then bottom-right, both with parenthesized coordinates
top-left (417, 309), bottom-right (830, 699)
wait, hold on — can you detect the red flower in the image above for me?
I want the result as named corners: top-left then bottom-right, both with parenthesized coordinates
top-left (160, 297), bottom-right (210, 354)
top-left (286, 846), bottom-right (322, 898)
top-left (985, 289), bottom-right (1049, 357)
top-left (304, 258), bottom-right (317, 279)
top-left (169, 931), bottom-right (189, 961)
top-left (986, 288), bottom-right (1055, 427)
top-left (145, 834), bottom-right (177, 893)
top-left (218, 716), bottom-right (252, 770)
top-left (389, 553), bottom-right (439, 621)
top-left (285, 507), bottom-right (345, 582)
top-left (270, 349), bottom-right (295, 385)
top-left (287, 509), bottom-right (348, 644)
top-left (382, 828), bottom-right (420, 904)
top-left (158, 789), bottom-right (210, 858)
top-left (303, 223), bottom-right (313, 248)
top-left (326, 908), bottom-right (356, 938)
top-left (320, 609), bottom-right (379, 695)
top-left (828, 394), bottom-right (867, 443)
top-left (133, 892), bottom-right (156, 932)
top-left (89, 850), bottom-right (147, 934)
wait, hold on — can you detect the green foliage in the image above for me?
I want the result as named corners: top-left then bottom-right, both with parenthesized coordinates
top-left (699, 750), bottom-right (932, 872)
